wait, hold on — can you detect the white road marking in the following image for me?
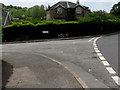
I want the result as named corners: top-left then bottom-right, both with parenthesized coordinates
top-left (112, 76), bottom-right (120, 86)
top-left (97, 53), bottom-right (102, 56)
top-left (106, 67), bottom-right (116, 74)
top-left (102, 61), bottom-right (110, 66)
top-left (99, 56), bottom-right (106, 60)
top-left (88, 37), bottom-right (95, 42)
top-left (95, 49), bottom-right (100, 53)
top-left (94, 45), bottom-right (98, 48)
top-left (94, 47), bottom-right (98, 50)
top-left (93, 37), bottom-right (120, 86)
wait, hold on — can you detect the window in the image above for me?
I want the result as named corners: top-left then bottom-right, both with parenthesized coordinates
top-left (76, 7), bottom-right (81, 14)
top-left (57, 7), bottom-right (63, 14)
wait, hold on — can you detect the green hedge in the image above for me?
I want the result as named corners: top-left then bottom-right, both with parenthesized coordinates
top-left (2, 20), bottom-right (120, 42)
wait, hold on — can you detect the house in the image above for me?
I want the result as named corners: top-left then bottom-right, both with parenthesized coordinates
top-left (46, 0), bottom-right (90, 20)
top-left (2, 10), bottom-right (11, 26)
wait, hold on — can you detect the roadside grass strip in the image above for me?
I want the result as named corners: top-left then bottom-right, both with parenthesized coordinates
top-left (93, 37), bottom-right (120, 86)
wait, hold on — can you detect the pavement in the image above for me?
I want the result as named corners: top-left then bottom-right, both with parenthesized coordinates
top-left (3, 52), bottom-right (82, 88)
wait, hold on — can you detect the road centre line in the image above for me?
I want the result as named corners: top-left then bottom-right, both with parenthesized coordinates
top-left (93, 37), bottom-right (120, 86)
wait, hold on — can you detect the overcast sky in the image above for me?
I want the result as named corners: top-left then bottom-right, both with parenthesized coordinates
top-left (1, 0), bottom-right (119, 12)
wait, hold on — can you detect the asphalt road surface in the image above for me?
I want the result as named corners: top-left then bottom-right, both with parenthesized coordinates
top-left (97, 34), bottom-right (119, 75)
top-left (2, 36), bottom-right (119, 89)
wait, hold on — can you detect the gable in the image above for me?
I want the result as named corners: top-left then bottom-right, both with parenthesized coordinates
top-left (55, 6), bottom-right (67, 16)
top-left (50, 1), bottom-right (76, 9)
top-left (54, 4), bottom-right (66, 9)
top-left (2, 11), bottom-right (11, 26)
top-left (2, 11), bottom-right (7, 26)
top-left (49, 1), bottom-right (89, 10)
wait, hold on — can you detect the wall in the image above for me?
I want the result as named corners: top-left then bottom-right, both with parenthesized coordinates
top-left (46, 6), bottom-right (68, 20)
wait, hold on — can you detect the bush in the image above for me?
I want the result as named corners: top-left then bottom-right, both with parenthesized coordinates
top-left (2, 19), bottom-right (120, 42)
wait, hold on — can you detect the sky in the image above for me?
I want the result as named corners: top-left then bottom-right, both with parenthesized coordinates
top-left (1, 0), bottom-right (120, 12)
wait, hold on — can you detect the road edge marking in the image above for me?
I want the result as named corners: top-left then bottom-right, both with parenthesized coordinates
top-left (34, 52), bottom-right (89, 89)
top-left (88, 37), bottom-right (95, 42)
top-left (93, 37), bottom-right (120, 86)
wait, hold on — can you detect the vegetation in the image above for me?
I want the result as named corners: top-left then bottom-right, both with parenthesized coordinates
top-left (110, 1), bottom-right (120, 18)
top-left (78, 10), bottom-right (120, 23)
top-left (2, 4), bottom-right (46, 20)
top-left (2, 1), bottom-right (120, 42)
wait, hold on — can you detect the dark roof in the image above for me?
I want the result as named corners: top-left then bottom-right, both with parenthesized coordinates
top-left (49, 1), bottom-right (88, 10)
top-left (2, 11), bottom-right (8, 26)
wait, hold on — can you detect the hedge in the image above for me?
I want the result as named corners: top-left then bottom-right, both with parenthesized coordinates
top-left (2, 20), bottom-right (120, 42)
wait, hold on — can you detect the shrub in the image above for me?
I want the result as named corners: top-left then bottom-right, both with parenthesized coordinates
top-left (2, 19), bottom-right (120, 42)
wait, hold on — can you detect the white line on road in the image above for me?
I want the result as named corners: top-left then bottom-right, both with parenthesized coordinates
top-left (97, 53), bottom-right (102, 56)
top-left (106, 67), bottom-right (117, 74)
top-left (95, 49), bottom-right (100, 53)
top-left (88, 37), bottom-right (95, 42)
top-left (93, 37), bottom-right (120, 86)
top-left (94, 47), bottom-right (99, 50)
top-left (99, 56), bottom-right (106, 60)
top-left (101, 61), bottom-right (110, 66)
top-left (112, 76), bottom-right (120, 86)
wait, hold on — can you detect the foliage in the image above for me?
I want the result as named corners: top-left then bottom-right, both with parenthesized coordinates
top-left (110, 1), bottom-right (120, 18)
top-left (78, 10), bottom-right (119, 23)
top-left (2, 4), bottom-right (46, 20)
top-left (67, 8), bottom-right (76, 21)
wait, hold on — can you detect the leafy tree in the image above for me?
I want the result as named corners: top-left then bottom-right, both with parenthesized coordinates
top-left (67, 8), bottom-right (76, 21)
top-left (110, 2), bottom-right (120, 18)
top-left (28, 5), bottom-right (46, 19)
top-left (39, 5), bottom-right (46, 19)
top-left (78, 10), bottom-right (118, 23)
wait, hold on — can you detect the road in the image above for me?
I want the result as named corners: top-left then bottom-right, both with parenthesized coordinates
top-left (97, 34), bottom-right (119, 75)
top-left (2, 36), bottom-right (119, 89)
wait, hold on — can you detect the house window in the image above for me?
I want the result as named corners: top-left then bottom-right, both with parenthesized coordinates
top-left (57, 7), bottom-right (63, 14)
top-left (76, 7), bottom-right (81, 14)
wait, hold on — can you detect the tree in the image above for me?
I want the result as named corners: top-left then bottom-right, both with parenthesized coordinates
top-left (31, 5), bottom-right (41, 18)
top-left (67, 8), bottom-right (76, 21)
top-left (27, 5), bottom-right (46, 19)
top-left (12, 9), bottom-right (26, 19)
top-left (39, 5), bottom-right (46, 19)
top-left (110, 1), bottom-right (120, 18)
top-left (88, 10), bottom-right (118, 21)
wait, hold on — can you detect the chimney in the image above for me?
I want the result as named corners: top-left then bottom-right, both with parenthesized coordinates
top-left (76, 0), bottom-right (80, 4)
